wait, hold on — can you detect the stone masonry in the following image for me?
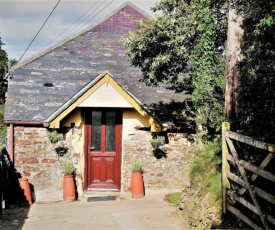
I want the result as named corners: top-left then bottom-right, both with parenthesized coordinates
top-left (122, 130), bottom-right (196, 192)
top-left (10, 126), bottom-right (195, 201)
top-left (11, 126), bottom-right (78, 201)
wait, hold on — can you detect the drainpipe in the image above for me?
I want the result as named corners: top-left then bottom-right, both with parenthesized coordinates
top-left (9, 123), bottom-right (14, 163)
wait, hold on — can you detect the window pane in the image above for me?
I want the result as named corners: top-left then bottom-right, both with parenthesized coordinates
top-left (92, 111), bottom-right (101, 152)
top-left (106, 111), bottom-right (115, 151)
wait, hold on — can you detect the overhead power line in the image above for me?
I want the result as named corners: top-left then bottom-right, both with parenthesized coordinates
top-left (71, 0), bottom-right (114, 35)
top-left (40, 0), bottom-right (114, 52)
top-left (18, 0), bottom-right (61, 62)
top-left (42, 1), bottom-right (100, 49)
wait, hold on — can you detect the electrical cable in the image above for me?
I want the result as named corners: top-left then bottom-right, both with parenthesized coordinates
top-left (41, 1), bottom-right (100, 50)
top-left (71, 0), bottom-right (114, 36)
top-left (18, 0), bottom-right (61, 62)
top-left (65, 0), bottom-right (112, 37)
top-left (39, 0), bottom-right (114, 53)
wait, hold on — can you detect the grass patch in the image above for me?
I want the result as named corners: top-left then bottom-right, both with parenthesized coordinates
top-left (189, 141), bottom-right (222, 204)
top-left (164, 192), bottom-right (182, 206)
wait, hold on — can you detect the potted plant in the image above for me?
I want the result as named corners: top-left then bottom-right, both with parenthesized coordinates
top-left (48, 130), bottom-right (62, 143)
top-left (62, 161), bottom-right (76, 201)
top-left (130, 160), bottom-right (144, 198)
top-left (150, 136), bottom-right (165, 149)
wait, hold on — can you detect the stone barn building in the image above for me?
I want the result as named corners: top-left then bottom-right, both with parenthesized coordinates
top-left (4, 2), bottom-right (195, 201)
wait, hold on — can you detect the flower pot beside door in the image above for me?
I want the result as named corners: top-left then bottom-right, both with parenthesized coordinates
top-left (62, 161), bottom-right (76, 201)
top-left (130, 160), bottom-right (144, 198)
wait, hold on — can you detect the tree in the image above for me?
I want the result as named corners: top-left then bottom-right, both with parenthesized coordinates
top-left (124, 0), bottom-right (228, 139)
top-left (234, 0), bottom-right (275, 142)
top-left (225, 3), bottom-right (243, 118)
top-left (0, 36), bottom-right (10, 146)
top-left (124, 1), bottom-right (194, 88)
top-left (0, 36), bottom-right (8, 104)
top-left (8, 58), bottom-right (17, 69)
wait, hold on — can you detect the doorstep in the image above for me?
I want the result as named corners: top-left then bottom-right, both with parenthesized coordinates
top-left (83, 190), bottom-right (122, 201)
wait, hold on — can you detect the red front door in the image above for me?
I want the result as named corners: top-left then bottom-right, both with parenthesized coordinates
top-left (84, 109), bottom-right (122, 191)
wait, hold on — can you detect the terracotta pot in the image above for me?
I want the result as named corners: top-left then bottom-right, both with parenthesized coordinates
top-left (130, 171), bottom-right (144, 198)
top-left (18, 178), bottom-right (32, 205)
top-left (63, 174), bottom-right (76, 201)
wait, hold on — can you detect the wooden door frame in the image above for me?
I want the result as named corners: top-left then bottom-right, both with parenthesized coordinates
top-left (83, 108), bottom-right (122, 191)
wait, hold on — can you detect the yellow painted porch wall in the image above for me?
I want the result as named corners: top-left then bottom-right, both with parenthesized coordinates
top-left (122, 108), bottom-right (150, 139)
top-left (60, 108), bottom-right (150, 194)
top-left (61, 109), bottom-right (85, 197)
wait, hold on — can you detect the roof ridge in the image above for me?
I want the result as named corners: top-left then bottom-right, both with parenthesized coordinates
top-left (12, 1), bottom-right (150, 71)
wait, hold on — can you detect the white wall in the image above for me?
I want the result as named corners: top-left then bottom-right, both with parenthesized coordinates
top-left (78, 83), bottom-right (133, 108)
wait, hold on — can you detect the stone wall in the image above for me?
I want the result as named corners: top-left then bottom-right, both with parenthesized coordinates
top-left (122, 130), bottom-right (196, 192)
top-left (11, 126), bottom-right (196, 201)
top-left (12, 126), bottom-right (79, 201)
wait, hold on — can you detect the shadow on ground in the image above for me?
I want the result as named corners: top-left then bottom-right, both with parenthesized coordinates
top-left (0, 205), bottom-right (30, 230)
top-left (1, 147), bottom-right (32, 230)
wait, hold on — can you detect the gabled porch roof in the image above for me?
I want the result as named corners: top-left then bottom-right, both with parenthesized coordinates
top-left (46, 71), bottom-right (161, 131)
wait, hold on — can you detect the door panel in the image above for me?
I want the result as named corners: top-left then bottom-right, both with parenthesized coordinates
top-left (84, 109), bottom-right (122, 190)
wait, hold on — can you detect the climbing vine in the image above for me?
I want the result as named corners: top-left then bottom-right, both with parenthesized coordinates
top-left (124, 0), bottom-right (228, 139)
top-left (191, 0), bottom-right (227, 139)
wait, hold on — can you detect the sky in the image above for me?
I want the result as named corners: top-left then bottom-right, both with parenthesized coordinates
top-left (0, 0), bottom-right (157, 63)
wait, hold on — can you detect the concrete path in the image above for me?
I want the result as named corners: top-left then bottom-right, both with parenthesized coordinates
top-left (19, 191), bottom-right (189, 230)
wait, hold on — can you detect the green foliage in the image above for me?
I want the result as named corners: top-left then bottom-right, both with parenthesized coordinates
top-left (189, 141), bottom-right (222, 202)
top-left (234, 0), bottom-right (275, 142)
top-left (164, 192), bottom-right (182, 206)
top-left (0, 37), bottom-right (18, 147)
top-left (131, 160), bottom-right (142, 172)
top-left (150, 135), bottom-right (166, 150)
top-left (150, 135), bottom-right (165, 145)
top-left (124, 0), bottom-right (194, 87)
top-left (8, 58), bottom-right (18, 68)
top-left (123, 0), bottom-right (228, 138)
top-left (0, 36), bottom-right (8, 104)
top-left (48, 130), bottom-right (62, 143)
top-left (62, 161), bottom-right (74, 174)
top-left (191, 0), bottom-right (227, 135)
top-left (0, 104), bottom-right (6, 147)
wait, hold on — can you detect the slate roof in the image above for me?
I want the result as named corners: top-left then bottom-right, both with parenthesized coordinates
top-left (4, 2), bottom-right (190, 126)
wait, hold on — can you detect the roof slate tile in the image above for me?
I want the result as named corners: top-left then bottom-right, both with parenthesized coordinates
top-left (5, 3), bottom-right (190, 125)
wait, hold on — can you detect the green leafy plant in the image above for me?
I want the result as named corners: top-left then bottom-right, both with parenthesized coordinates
top-left (48, 130), bottom-right (62, 143)
top-left (150, 136), bottom-right (165, 144)
top-left (62, 161), bottom-right (74, 174)
top-left (131, 160), bottom-right (141, 172)
top-left (150, 136), bottom-right (165, 149)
